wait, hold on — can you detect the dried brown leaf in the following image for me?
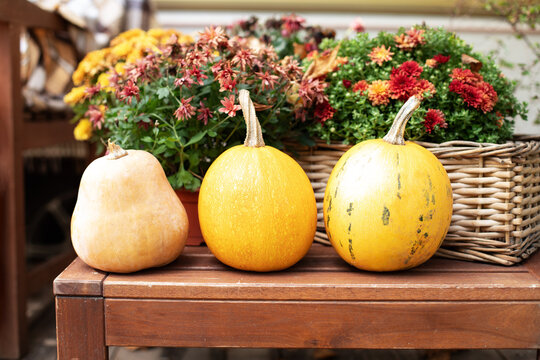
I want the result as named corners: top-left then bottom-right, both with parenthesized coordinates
top-left (461, 54), bottom-right (482, 72)
top-left (303, 44), bottom-right (345, 80)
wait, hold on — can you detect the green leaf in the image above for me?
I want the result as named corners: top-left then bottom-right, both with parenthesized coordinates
top-left (185, 131), bottom-right (207, 147)
top-left (156, 87), bottom-right (169, 100)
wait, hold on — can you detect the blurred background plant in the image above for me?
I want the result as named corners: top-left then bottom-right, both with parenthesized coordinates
top-left (227, 13), bottom-right (336, 59)
top-left (458, 0), bottom-right (539, 124)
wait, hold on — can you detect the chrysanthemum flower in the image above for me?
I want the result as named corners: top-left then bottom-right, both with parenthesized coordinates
top-left (368, 45), bottom-right (394, 66)
top-left (352, 80), bottom-right (368, 93)
top-left (73, 119), bottom-right (92, 141)
top-left (256, 71), bottom-right (280, 91)
top-left (425, 59), bottom-right (438, 68)
top-left (406, 28), bottom-right (426, 46)
top-left (174, 97), bottom-right (196, 121)
top-left (314, 100), bottom-right (335, 123)
top-left (389, 73), bottom-right (416, 100)
top-left (218, 95), bottom-right (241, 117)
top-left (199, 26), bottom-right (227, 49)
top-left (394, 33), bottom-right (415, 51)
top-left (433, 54), bottom-right (450, 64)
top-left (450, 68), bottom-right (482, 85)
top-left (63, 86), bottom-right (87, 105)
top-left (414, 79), bottom-right (436, 99)
top-left (392, 61), bottom-right (423, 78)
top-left (197, 101), bottom-right (213, 125)
top-left (423, 109), bottom-right (447, 134)
top-left (85, 105), bottom-right (105, 130)
top-left (367, 80), bottom-right (390, 106)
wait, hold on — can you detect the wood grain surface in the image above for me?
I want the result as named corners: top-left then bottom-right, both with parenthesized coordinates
top-left (105, 299), bottom-right (540, 349)
top-left (56, 296), bottom-right (108, 360)
top-left (102, 245), bottom-right (540, 301)
top-left (54, 258), bottom-right (107, 296)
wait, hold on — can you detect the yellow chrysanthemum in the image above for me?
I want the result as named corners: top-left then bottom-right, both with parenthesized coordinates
top-left (97, 73), bottom-right (115, 92)
top-left (368, 45), bottom-right (394, 66)
top-left (73, 119), bottom-right (92, 141)
top-left (111, 41), bottom-right (133, 58)
top-left (63, 86), bottom-right (87, 105)
top-left (72, 67), bottom-right (85, 86)
top-left (114, 62), bottom-right (127, 75)
top-left (367, 80), bottom-right (391, 106)
top-left (136, 35), bottom-right (159, 51)
top-left (110, 28), bottom-right (145, 46)
top-left (148, 28), bottom-right (167, 40)
top-left (179, 34), bottom-right (194, 44)
top-left (126, 48), bottom-right (144, 64)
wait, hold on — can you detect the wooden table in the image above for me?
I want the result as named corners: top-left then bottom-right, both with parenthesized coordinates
top-left (54, 244), bottom-right (540, 360)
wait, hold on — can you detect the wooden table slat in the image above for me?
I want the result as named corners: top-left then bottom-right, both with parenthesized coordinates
top-left (102, 245), bottom-right (540, 301)
top-left (105, 299), bottom-right (540, 349)
top-left (54, 258), bottom-right (107, 296)
top-left (103, 269), bottom-right (540, 301)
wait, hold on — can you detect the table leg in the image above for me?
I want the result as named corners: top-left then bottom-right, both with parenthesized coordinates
top-left (56, 296), bottom-right (108, 360)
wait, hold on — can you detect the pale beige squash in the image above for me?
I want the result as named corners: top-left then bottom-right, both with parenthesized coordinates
top-left (198, 89), bottom-right (317, 272)
top-left (71, 142), bottom-right (189, 273)
top-left (324, 97), bottom-right (453, 271)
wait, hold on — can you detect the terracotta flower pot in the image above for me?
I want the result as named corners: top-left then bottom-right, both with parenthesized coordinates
top-left (175, 189), bottom-right (204, 246)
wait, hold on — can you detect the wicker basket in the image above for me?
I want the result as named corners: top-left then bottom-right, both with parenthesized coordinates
top-left (289, 138), bottom-right (540, 265)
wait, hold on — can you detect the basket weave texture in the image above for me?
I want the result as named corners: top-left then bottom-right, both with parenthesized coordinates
top-left (289, 139), bottom-right (540, 265)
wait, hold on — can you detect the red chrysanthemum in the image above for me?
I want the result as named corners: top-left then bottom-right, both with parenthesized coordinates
top-left (117, 80), bottom-right (139, 104)
top-left (423, 109), bottom-right (447, 134)
top-left (314, 100), bottom-right (335, 124)
top-left (413, 79), bottom-right (436, 99)
top-left (450, 68), bottom-right (482, 86)
top-left (218, 95), bottom-right (241, 117)
top-left (392, 61), bottom-right (423, 78)
top-left (389, 73), bottom-right (416, 100)
top-left (256, 71), bottom-right (279, 91)
top-left (218, 76), bottom-right (237, 92)
top-left (231, 48), bottom-right (255, 71)
top-left (450, 80), bottom-right (483, 109)
top-left (477, 81), bottom-right (498, 113)
top-left (174, 97), bottom-right (196, 121)
top-left (197, 101), bottom-right (213, 125)
top-left (352, 80), bottom-right (368, 93)
top-left (342, 79), bottom-right (352, 89)
top-left (433, 54), bottom-right (450, 64)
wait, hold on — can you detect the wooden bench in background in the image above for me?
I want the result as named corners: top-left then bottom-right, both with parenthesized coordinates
top-left (54, 244), bottom-right (540, 359)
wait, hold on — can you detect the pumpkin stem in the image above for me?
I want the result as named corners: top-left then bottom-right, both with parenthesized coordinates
top-left (383, 96), bottom-right (421, 146)
top-left (105, 139), bottom-right (128, 160)
top-left (239, 89), bottom-right (265, 148)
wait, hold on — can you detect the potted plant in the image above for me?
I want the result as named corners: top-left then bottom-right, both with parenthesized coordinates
top-left (290, 26), bottom-right (537, 265)
top-left (65, 26), bottom-right (326, 243)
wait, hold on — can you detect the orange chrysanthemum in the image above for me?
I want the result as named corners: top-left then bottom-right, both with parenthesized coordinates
top-left (368, 45), bottom-right (394, 66)
top-left (367, 80), bottom-right (390, 106)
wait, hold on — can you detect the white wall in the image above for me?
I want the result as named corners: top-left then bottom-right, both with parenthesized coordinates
top-left (156, 10), bottom-right (540, 135)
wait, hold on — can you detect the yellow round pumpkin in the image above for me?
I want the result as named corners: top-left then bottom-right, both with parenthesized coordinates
top-left (198, 89), bottom-right (317, 272)
top-left (71, 142), bottom-right (189, 273)
top-left (324, 97), bottom-right (453, 271)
